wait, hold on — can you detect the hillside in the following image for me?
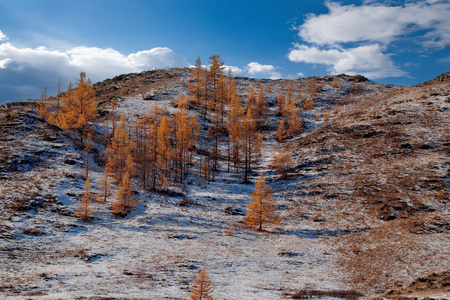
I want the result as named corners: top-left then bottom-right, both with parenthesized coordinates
top-left (0, 68), bottom-right (449, 299)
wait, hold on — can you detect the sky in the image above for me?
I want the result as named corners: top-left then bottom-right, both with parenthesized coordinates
top-left (0, 0), bottom-right (449, 104)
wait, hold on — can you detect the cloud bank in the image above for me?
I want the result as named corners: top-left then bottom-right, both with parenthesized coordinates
top-left (0, 30), bottom-right (7, 41)
top-left (288, 43), bottom-right (407, 79)
top-left (247, 62), bottom-right (281, 79)
top-left (289, 0), bottom-right (450, 79)
top-left (0, 37), bottom-right (189, 102)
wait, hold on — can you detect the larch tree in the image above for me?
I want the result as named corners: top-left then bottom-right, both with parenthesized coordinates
top-left (315, 113), bottom-right (321, 121)
top-left (133, 115), bottom-right (152, 189)
top-left (276, 119), bottom-right (287, 143)
top-left (189, 269), bottom-right (215, 300)
top-left (227, 91), bottom-right (244, 172)
top-left (226, 70), bottom-right (236, 103)
top-left (132, 103), bottom-right (164, 190)
top-left (207, 54), bottom-right (225, 119)
top-left (146, 104), bottom-right (163, 190)
top-left (204, 56), bottom-right (225, 174)
top-left (244, 85), bottom-right (256, 114)
top-left (201, 160), bottom-right (211, 183)
top-left (188, 57), bottom-right (206, 110)
top-left (98, 168), bottom-right (111, 204)
top-left (173, 93), bottom-right (200, 182)
top-left (213, 73), bottom-right (228, 123)
top-left (75, 177), bottom-right (95, 221)
top-left (310, 83), bottom-right (319, 96)
top-left (112, 171), bottom-right (136, 217)
top-left (106, 114), bottom-right (132, 183)
top-left (323, 110), bottom-right (330, 122)
top-left (241, 110), bottom-right (262, 183)
top-left (207, 80), bottom-right (225, 175)
top-left (284, 84), bottom-right (293, 111)
top-left (209, 55), bottom-right (224, 96)
top-left (303, 97), bottom-right (314, 110)
top-left (332, 77), bottom-right (339, 88)
top-left (57, 72), bottom-right (98, 144)
top-left (272, 147), bottom-right (293, 179)
top-left (254, 86), bottom-right (268, 129)
top-left (157, 116), bottom-right (173, 190)
top-left (276, 91), bottom-right (284, 116)
top-left (244, 172), bottom-right (279, 231)
top-left (38, 87), bottom-right (49, 121)
top-left (285, 102), bottom-right (303, 136)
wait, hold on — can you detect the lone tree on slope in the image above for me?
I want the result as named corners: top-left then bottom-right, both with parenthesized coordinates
top-left (244, 172), bottom-right (279, 231)
top-left (189, 269), bottom-right (215, 300)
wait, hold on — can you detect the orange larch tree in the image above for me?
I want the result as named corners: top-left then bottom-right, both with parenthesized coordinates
top-left (276, 91), bottom-right (284, 116)
top-left (332, 77), bottom-right (339, 88)
top-left (240, 110), bottom-right (262, 183)
top-left (254, 86), bottom-right (268, 129)
top-left (285, 102), bottom-right (303, 136)
top-left (189, 269), bottom-right (215, 300)
top-left (213, 73), bottom-right (228, 123)
top-left (303, 97), bottom-right (314, 110)
top-left (106, 114), bottom-right (132, 183)
top-left (157, 116), bottom-right (173, 190)
top-left (112, 171), bottom-right (136, 217)
top-left (133, 115), bottom-right (152, 189)
top-left (244, 172), bottom-right (279, 231)
top-left (272, 147), bottom-right (293, 179)
top-left (173, 93), bottom-right (200, 182)
top-left (244, 85), bottom-right (256, 114)
top-left (75, 177), bottom-right (95, 221)
top-left (98, 168), bottom-right (111, 204)
top-left (276, 119), bottom-right (287, 143)
top-left (207, 54), bottom-right (225, 119)
top-left (284, 84), bottom-right (293, 111)
top-left (57, 72), bottom-right (98, 144)
top-left (146, 104), bottom-right (163, 190)
top-left (188, 57), bottom-right (206, 109)
top-left (38, 87), bottom-right (49, 121)
top-left (323, 110), bottom-right (330, 122)
top-left (227, 91), bottom-right (244, 172)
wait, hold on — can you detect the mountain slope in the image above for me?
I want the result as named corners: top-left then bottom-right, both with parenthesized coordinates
top-left (0, 70), bottom-right (448, 299)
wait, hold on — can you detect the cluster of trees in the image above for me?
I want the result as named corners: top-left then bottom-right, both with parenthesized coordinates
top-left (39, 56), bottom-right (308, 220)
top-left (187, 55), bottom-right (268, 183)
top-left (275, 84), bottom-right (304, 143)
top-left (105, 94), bottom-right (200, 215)
top-left (38, 73), bottom-right (201, 217)
top-left (39, 72), bottom-right (98, 145)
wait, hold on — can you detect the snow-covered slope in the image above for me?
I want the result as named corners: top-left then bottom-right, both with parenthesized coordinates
top-left (0, 70), bottom-right (449, 299)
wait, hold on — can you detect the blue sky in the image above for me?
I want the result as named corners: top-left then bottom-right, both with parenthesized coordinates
top-left (0, 0), bottom-right (449, 103)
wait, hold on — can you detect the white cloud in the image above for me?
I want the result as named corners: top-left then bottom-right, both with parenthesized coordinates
top-left (222, 65), bottom-right (243, 76)
top-left (247, 62), bottom-right (275, 74)
top-left (297, 1), bottom-right (450, 47)
top-left (289, 0), bottom-right (450, 79)
top-left (438, 56), bottom-right (450, 64)
top-left (0, 30), bottom-right (7, 41)
top-left (0, 58), bottom-right (11, 68)
top-left (247, 62), bottom-right (281, 79)
top-left (288, 43), bottom-right (407, 79)
top-left (296, 72), bottom-right (305, 77)
top-left (128, 47), bottom-right (189, 69)
top-left (0, 40), bottom-right (189, 102)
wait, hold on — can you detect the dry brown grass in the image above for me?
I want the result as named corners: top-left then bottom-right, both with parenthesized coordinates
top-left (291, 289), bottom-right (364, 299)
top-left (334, 219), bottom-right (449, 295)
top-left (289, 79), bottom-right (450, 296)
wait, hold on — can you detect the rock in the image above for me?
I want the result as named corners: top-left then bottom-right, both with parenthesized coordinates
top-left (224, 206), bottom-right (245, 216)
